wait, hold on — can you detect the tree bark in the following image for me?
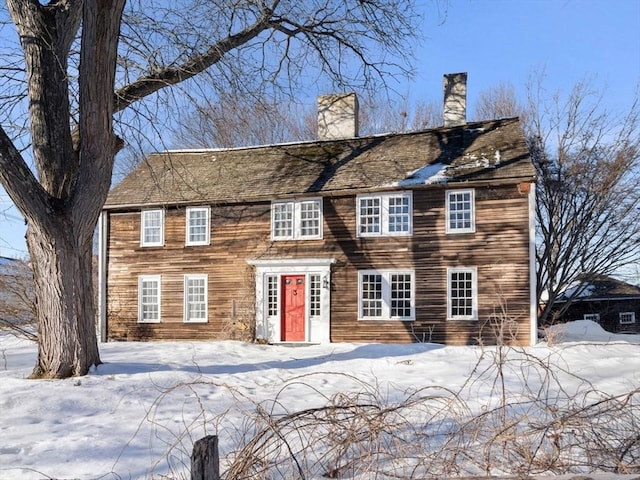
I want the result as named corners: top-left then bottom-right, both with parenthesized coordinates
top-left (28, 216), bottom-right (99, 378)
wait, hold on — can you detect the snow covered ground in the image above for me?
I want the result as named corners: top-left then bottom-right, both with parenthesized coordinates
top-left (0, 320), bottom-right (638, 479)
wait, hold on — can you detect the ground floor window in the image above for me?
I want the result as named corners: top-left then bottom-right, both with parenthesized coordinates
top-left (447, 267), bottom-right (477, 320)
top-left (358, 270), bottom-right (415, 321)
top-left (184, 274), bottom-right (208, 323)
top-left (138, 275), bottom-right (161, 323)
top-left (584, 313), bottom-right (600, 322)
top-left (619, 312), bottom-right (636, 324)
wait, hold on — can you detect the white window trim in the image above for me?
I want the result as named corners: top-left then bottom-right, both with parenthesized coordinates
top-left (185, 206), bottom-right (211, 246)
top-left (138, 275), bottom-right (161, 323)
top-left (356, 191), bottom-right (413, 238)
top-left (271, 198), bottom-right (323, 241)
top-left (140, 209), bottom-right (164, 247)
top-left (183, 274), bottom-right (208, 323)
top-left (447, 267), bottom-right (478, 320)
top-left (619, 312), bottom-right (636, 324)
top-left (357, 269), bottom-right (415, 321)
top-left (445, 189), bottom-right (476, 234)
top-left (584, 313), bottom-right (600, 322)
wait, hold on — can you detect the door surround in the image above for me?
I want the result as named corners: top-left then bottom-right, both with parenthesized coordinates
top-left (248, 258), bottom-right (335, 343)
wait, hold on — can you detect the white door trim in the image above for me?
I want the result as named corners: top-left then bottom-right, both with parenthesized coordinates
top-left (248, 258), bottom-right (335, 343)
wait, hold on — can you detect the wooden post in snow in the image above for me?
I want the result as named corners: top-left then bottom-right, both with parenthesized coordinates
top-left (191, 435), bottom-right (220, 480)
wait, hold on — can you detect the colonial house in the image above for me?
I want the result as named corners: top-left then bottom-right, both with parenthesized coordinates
top-left (549, 274), bottom-right (640, 334)
top-left (98, 73), bottom-right (537, 346)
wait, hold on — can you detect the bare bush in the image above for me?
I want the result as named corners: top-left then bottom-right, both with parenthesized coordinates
top-left (0, 257), bottom-right (36, 341)
top-left (131, 345), bottom-right (639, 478)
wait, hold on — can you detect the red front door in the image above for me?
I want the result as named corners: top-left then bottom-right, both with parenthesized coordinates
top-left (281, 275), bottom-right (306, 341)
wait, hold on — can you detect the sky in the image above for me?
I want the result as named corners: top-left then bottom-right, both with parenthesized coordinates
top-left (1, 0), bottom-right (639, 259)
top-left (1, 320), bottom-right (639, 478)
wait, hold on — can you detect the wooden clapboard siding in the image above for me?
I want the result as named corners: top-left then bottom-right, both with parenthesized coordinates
top-left (106, 183), bottom-right (533, 345)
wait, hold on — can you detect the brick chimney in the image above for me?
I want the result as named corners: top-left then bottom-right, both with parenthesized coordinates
top-left (317, 93), bottom-right (359, 140)
top-left (443, 72), bottom-right (467, 127)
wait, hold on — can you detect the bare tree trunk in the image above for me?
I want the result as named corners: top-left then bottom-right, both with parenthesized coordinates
top-left (27, 221), bottom-right (99, 378)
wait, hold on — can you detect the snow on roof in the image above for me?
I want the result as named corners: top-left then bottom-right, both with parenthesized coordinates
top-left (394, 163), bottom-right (449, 187)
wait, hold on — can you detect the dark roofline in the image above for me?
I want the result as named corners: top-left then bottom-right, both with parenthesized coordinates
top-left (554, 295), bottom-right (640, 303)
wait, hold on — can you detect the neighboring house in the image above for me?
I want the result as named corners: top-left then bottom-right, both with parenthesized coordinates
top-left (99, 73), bottom-right (537, 346)
top-left (549, 275), bottom-right (640, 334)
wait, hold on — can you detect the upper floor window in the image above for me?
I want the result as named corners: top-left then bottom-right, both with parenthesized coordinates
top-left (138, 275), bottom-right (161, 323)
top-left (184, 274), bottom-right (208, 323)
top-left (357, 192), bottom-right (412, 237)
top-left (358, 270), bottom-right (415, 321)
top-left (447, 267), bottom-right (477, 320)
top-left (141, 209), bottom-right (164, 247)
top-left (186, 206), bottom-right (210, 246)
top-left (446, 189), bottom-right (475, 234)
top-left (619, 312), bottom-right (636, 324)
top-left (271, 198), bottom-right (322, 240)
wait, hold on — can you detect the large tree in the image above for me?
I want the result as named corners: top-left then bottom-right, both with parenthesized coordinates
top-left (527, 80), bottom-right (640, 323)
top-left (0, 0), bottom-right (422, 378)
top-left (475, 79), bottom-right (640, 322)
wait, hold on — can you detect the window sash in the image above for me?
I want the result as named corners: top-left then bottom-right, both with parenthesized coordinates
top-left (299, 201), bottom-right (321, 238)
top-left (310, 274), bottom-right (321, 317)
top-left (141, 210), bottom-right (164, 246)
top-left (271, 199), bottom-right (322, 240)
top-left (272, 202), bottom-right (294, 239)
top-left (266, 275), bottom-right (279, 317)
top-left (446, 189), bottom-right (475, 234)
top-left (584, 313), bottom-right (600, 322)
top-left (357, 193), bottom-right (412, 237)
top-left (358, 270), bottom-right (414, 320)
top-left (138, 275), bottom-right (161, 323)
top-left (447, 268), bottom-right (477, 320)
top-left (184, 275), bottom-right (208, 323)
top-left (619, 312), bottom-right (635, 324)
top-left (358, 198), bottom-right (381, 235)
top-left (186, 207), bottom-right (210, 246)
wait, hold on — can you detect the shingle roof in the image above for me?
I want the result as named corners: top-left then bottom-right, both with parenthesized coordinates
top-left (105, 117), bottom-right (534, 209)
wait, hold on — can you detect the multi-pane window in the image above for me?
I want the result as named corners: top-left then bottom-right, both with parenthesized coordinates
top-left (446, 189), bottom-right (475, 234)
top-left (186, 207), bottom-right (210, 246)
top-left (300, 201), bottom-right (321, 238)
top-left (357, 192), bottom-right (412, 237)
top-left (390, 273), bottom-right (412, 317)
top-left (584, 313), bottom-right (600, 322)
top-left (272, 202), bottom-right (294, 238)
top-left (141, 210), bottom-right (164, 246)
top-left (388, 196), bottom-right (411, 233)
top-left (184, 274), bottom-right (208, 323)
top-left (271, 198), bottom-right (322, 240)
top-left (359, 198), bottom-right (381, 235)
top-left (619, 312), bottom-right (636, 324)
top-left (138, 275), bottom-right (161, 323)
top-left (266, 275), bottom-right (278, 317)
top-left (310, 274), bottom-right (321, 317)
top-left (447, 268), bottom-right (477, 320)
top-left (361, 273), bottom-right (383, 318)
top-left (359, 270), bottom-right (415, 320)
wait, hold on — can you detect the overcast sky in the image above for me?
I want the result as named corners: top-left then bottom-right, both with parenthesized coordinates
top-left (1, 0), bottom-right (639, 259)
